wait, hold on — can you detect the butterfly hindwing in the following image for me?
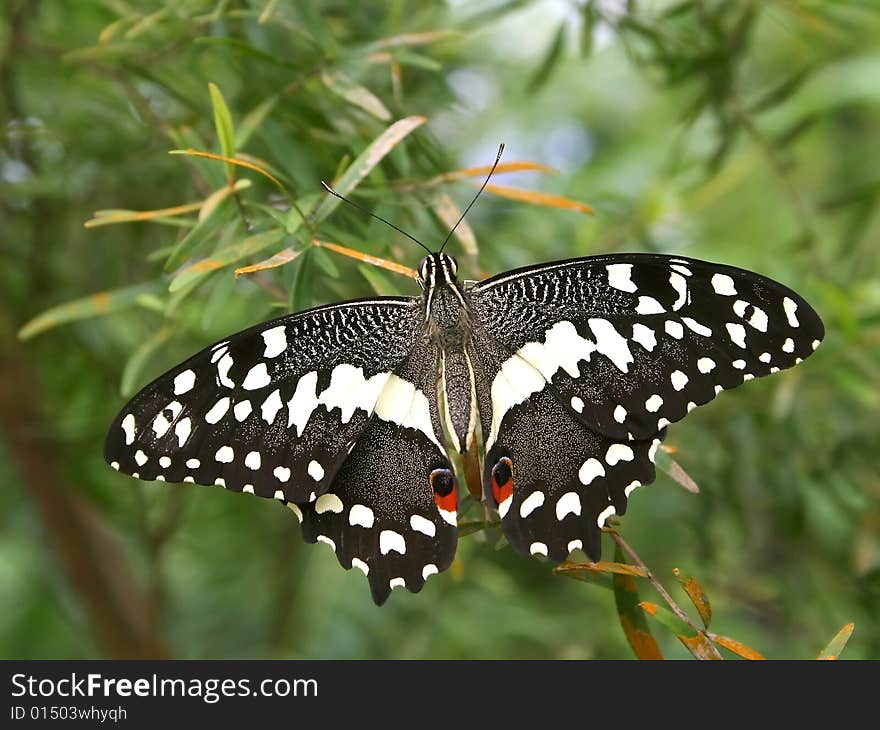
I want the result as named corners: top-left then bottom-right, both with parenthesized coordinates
top-left (104, 298), bottom-right (423, 503)
top-left (296, 336), bottom-right (458, 604)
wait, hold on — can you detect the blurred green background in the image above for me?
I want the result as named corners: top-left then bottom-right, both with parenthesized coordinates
top-left (2, 0), bottom-right (879, 660)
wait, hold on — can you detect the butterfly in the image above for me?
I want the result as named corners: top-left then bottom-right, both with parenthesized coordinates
top-left (104, 155), bottom-right (824, 605)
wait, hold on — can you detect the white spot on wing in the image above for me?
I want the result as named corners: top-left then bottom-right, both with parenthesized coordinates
top-left (671, 370), bottom-right (689, 391)
top-left (517, 320), bottom-right (595, 380)
top-left (217, 353), bottom-right (235, 388)
top-left (606, 444), bottom-right (634, 465)
top-left (783, 297), bottom-right (799, 327)
top-left (530, 542), bottom-right (548, 556)
top-left (234, 400), bottom-right (252, 422)
top-left (205, 397), bottom-right (230, 424)
top-left (174, 369), bottom-right (196, 395)
top-left (613, 404), bottom-right (627, 423)
top-left (186, 458), bottom-right (200, 468)
top-left (697, 357), bottom-right (716, 373)
top-left (682, 317), bottom-right (712, 337)
top-left (352, 558), bottom-right (369, 576)
top-left (261, 389), bottom-right (283, 425)
top-left (711, 273), bottom-right (737, 296)
top-left (349, 504), bottom-right (375, 528)
top-left (389, 577), bottom-right (405, 590)
top-left (315, 493), bottom-right (343, 514)
top-left (669, 272), bottom-right (688, 310)
top-left (134, 449), bottom-right (148, 466)
top-left (589, 318), bottom-right (634, 373)
top-left (422, 564), bottom-right (438, 580)
top-left (159, 456), bottom-right (171, 468)
top-left (242, 362), bottom-right (271, 390)
top-left (244, 451), bottom-right (261, 470)
top-left (287, 503), bottom-right (303, 522)
top-left (317, 535), bottom-right (336, 551)
top-left (570, 396), bottom-right (584, 413)
top-left (759, 352), bottom-right (772, 363)
top-left (782, 338), bottom-right (795, 353)
top-left (726, 322), bottom-right (747, 348)
top-left (636, 296), bottom-right (665, 315)
top-left (625, 480), bottom-right (642, 497)
top-left (261, 325), bottom-right (287, 358)
top-left (497, 495), bottom-right (512, 519)
top-left (749, 306), bottom-right (768, 332)
top-left (520, 490), bottom-right (545, 518)
top-left (379, 530), bottom-right (406, 555)
top-left (287, 371), bottom-right (318, 435)
top-left (556, 492), bottom-right (581, 520)
top-left (318, 364), bottom-right (390, 425)
top-left (579, 457), bottom-right (605, 485)
top-left (597, 505), bottom-right (616, 528)
top-left (374, 374), bottom-right (443, 449)
top-left (665, 320), bottom-right (684, 339)
top-left (121, 414), bottom-right (136, 445)
top-left (631, 323), bottom-right (657, 352)
top-left (607, 263), bottom-right (638, 292)
top-left (567, 539), bottom-right (583, 553)
top-left (410, 514), bottom-right (436, 537)
top-left (174, 417), bottom-right (191, 447)
top-left (307, 460), bottom-right (325, 481)
top-left (273, 466), bottom-right (291, 482)
top-left (645, 394), bottom-right (664, 413)
top-left (215, 445), bottom-right (234, 463)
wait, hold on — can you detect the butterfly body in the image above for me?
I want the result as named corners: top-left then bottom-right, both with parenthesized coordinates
top-left (106, 251), bottom-right (823, 604)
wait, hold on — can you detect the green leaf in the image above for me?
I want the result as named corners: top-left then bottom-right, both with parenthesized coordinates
top-left (235, 94), bottom-right (280, 149)
top-left (817, 622), bottom-right (855, 660)
top-left (169, 229), bottom-right (285, 292)
top-left (18, 281), bottom-right (160, 340)
top-left (312, 245), bottom-right (341, 278)
top-left (321, 71), bottom-right (392, 121)
top-left (528, 21), bottom-right (567, 92)
top-left (638, 602), bottom-right (723, 660)
top-left (654, 448), bottom-right (700, 493)
top-left (311, 115), bottom-right (426, 224)
top-left (209, 82), bottom-right (237, 181)
top-left (358, 264), bottom-right (404, 296)
top-left (613, 545), bottom-right (664, 660)
top-left (120, 326), bottom-right (172, 396)
top-left (290, 248), bottom-right (314, 313)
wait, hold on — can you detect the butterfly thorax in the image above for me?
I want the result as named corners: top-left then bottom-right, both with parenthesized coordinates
top-left (418, 253), bottom-right (477, 454)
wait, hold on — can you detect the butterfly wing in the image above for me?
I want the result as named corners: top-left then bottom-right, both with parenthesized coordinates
top-left (104, 297), bottom-right (425, 503)
top-left (467, 253), bottom-right (823, 560)
top-left (295, 335), bottom-right (458, 605)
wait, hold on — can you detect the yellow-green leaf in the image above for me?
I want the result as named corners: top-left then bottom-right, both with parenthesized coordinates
top-left (120, 326), bottom-right (172, 396)
top-left (18, 281), bottom-right (159, 341)
top-left (321, 71), bottom-right (392, 121)
top-left (655, 447), bottom-right (701, 493)
top-left (234, 247), bottom-right (302, 278)
top-left (169, 229), bottom-right (285, 292)
top-left (638, 602), bottom-right (723, 660)
top-left (313, 115), bottom-right (426, 223)
top-left (713, 634), bottom-right (766, 660)
top-left (208, 82), bottom-right (236, 181)
top-left (817, 622), bottom-right (855, 660)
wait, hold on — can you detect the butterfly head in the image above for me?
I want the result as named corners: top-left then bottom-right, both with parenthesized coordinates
top-left (417, 252), bottom-right (458, 291)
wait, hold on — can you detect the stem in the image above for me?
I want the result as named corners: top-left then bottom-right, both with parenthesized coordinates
top-left (607, 529), bottom-right (705, 636)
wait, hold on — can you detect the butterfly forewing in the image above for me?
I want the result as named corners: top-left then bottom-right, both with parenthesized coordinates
top-left (468, 253), bottom-right (823, 560)
top-left (104, 298), bottom-right (423, 502)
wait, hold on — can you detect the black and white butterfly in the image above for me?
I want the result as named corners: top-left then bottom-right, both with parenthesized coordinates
top-left (105, 237), bottom-right (824, 604)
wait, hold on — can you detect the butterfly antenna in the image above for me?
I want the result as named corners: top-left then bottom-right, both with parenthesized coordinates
top-left (439, 143), bottom-right (504, 253)
top-left (320, 182), bottom-right (432, 255)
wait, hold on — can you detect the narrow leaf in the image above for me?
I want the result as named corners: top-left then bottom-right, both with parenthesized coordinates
top-left (673, 568), bottom-right (712, 628)
top-left (236, 95), bottom-right (280, 149)
top-left (483, 183), bottom-right (593, 214)
top-left (613, 545), bottom-right (664, 660)
top-left (18, 281), bottom-right (159, 340)
top-left (556, 560), bottom-right (649, 579)
top-left (638, 602), bottom-right (723, 660)
top-left (365, 30), bottom-right (462, 51)
top-left (312, 115), bottom-right (426, 223)
top-left (234, 247), bottom-right (302, 278)
top-left (208, 83), bottom-right (237, 181)
top-left (712, 635), bottom-right (765, 660)
top-left (120, 326), bottom-right (172, 396)
top-left (169, 149), bottom-right (287, 192)
top-left (314, 239), bottom-right (417, 279)
top-left (169, 229), bottom-right (285, 292)
top-left (655, 446), bottom-right (700, 493)
top-left (426, 161), bottom-right (556, 187)
top-left (358, 264), bottom-right (405, 296)
top-left (527, 21), bottom-right (567, 92)
top-left (817, 623), bottom-right (855, 660)
top-left (321, 71), bottom-right (392, 121)
top-left (431, 192), bottom-right (478, 257)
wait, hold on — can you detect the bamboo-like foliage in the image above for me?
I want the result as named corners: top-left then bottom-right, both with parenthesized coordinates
top-left (3, 0), bottom-right (879, 659)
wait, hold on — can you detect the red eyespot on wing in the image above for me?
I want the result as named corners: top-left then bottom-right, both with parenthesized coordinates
top-left (491, 456), bottom-right (514, 507)
top-left (430, 468), bottom-right (457, 514)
